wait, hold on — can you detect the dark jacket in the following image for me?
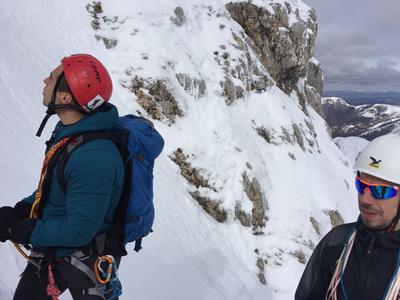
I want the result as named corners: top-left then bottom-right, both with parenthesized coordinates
top-left (19, 104), bottom-right (124, 257)
top-left (295, 220), bottom-right (400, 300)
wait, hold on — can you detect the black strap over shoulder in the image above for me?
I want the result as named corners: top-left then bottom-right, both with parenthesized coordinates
top-left (56, 130), bottom-right (129, 193)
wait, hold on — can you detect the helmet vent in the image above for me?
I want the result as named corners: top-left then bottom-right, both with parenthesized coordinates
top-left (87, 84), bottom-right (91, 88)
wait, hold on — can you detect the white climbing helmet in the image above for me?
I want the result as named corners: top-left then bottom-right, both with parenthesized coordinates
top-left (354, 134), bottom-right (400, 184)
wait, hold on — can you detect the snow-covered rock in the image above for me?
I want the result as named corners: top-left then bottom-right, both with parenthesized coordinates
top-left (322, 97), bottom-right (400, 140)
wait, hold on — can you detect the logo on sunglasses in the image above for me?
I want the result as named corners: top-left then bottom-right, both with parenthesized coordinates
top-left (369, 156), bottom-right (382, 169)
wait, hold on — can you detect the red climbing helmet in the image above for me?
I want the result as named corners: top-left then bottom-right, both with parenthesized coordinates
top-left (61, 54), bottom-right (113, 112)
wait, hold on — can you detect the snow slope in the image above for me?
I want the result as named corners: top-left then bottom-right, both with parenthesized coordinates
top-left (334, 137), bottom-right (369, 166)
top-left (0, 1), bottom-right (358, 299)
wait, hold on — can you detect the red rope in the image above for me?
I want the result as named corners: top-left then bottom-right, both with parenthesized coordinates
top-left (46, 262), bottom-right (61, 300)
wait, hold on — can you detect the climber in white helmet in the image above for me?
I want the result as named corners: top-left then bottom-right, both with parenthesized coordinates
top-left (296, 134), bottom-right (400, 300)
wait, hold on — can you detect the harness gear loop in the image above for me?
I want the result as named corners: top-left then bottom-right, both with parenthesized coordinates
top-left (94, 255), bottom-right (115, 284)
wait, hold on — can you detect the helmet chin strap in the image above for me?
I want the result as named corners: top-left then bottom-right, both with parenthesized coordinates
top-left (36, 77), bottom-right (60, 137)
top-left (36, 74), bottom-right (85, 137)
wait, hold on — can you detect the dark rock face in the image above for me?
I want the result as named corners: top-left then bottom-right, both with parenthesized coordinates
top-left (256, 257), bottom-right (267, 285)
top-left (215, 32), bottom-right (274, 105)
top-left (86, 2), bottom-right (120, 49)
top-left (307, 59), bottom-right (323, 95)
top-left (292, 123), bottom-right (305, 151)
top-left (170, 149), bottom-right (227, 223)
top-left (254, 122), bottom-right (314, 152)
top-left (95, 35), bottom-right (118, 49)
top-left (86, 1), bottom-right (103, 23)
top-left (235, 203), bottom-right (252, 227)
top-left (226, 3), bottom-right (307, 89)
top-left (171, 6), bottom-right (186, 26)
top-left (176, 74), bottom-right (207, 98)
top-left (121, 76), bottom-right (183, 123)
top-left (324, 209), bottom-right (344, 228)
top-left (321, 97), bottom-right (400, 140)
top-left (309, 216), bottom-right (320, 235)
top-left (225, 2), bottom-right (323, 115)
top-left (242, 172), bottom-right (268, 233)
top-left (190, 191), bottom-right (227, 223)
top-left (170, 148), bottom-right (214, 190)
top-left (306, 59), bottom-right (324, 115)
top-left (290, 250), bottom-right (306, 264)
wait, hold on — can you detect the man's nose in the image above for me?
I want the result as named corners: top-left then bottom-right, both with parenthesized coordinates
top-left (359, 188), bottom-right (376, 204)
top-left (43, 77), bottom-right (49, 85)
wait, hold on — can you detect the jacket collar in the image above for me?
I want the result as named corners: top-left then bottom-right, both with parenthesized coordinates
top-left (357, 218), bottom-right (400, 249)
top-left (50, 103), bottom-right (118, 143)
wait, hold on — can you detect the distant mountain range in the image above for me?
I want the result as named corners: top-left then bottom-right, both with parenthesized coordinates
top-left (323, 91), bottom-right (400, 106)
top-left (321, 97), bottom-right (400, 140)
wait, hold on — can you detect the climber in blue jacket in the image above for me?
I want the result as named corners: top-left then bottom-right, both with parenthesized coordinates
top-left (0, 54), bottom-right (124, 300)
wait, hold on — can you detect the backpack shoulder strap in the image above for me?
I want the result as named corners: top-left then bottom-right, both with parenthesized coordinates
top-left (57, 130), bottom-right (119, 193)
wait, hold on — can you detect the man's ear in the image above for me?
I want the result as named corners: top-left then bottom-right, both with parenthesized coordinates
top-left (58, 91), bottom-right (74, 105)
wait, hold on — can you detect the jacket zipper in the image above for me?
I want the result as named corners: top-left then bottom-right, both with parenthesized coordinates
top-left (367, 235), bottom-right (375, 255)
top-left (364, 235), bottom-right (376, 298)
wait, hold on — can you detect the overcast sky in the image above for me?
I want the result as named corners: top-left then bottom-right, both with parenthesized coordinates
top-left (304, 0), bottom-right (400, 92)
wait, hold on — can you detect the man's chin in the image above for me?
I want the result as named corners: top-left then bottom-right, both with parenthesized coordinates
top-left (361, 217), bottom-right (388, 231)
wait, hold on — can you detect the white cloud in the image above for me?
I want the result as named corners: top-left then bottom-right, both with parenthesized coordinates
top-left (304, 0), bottom-right (400, 91)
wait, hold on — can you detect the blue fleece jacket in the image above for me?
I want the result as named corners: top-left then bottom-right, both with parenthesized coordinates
top-left (21, 104), bottom-right (124, 257)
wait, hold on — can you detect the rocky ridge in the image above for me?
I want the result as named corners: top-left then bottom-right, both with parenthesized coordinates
top-left (321, 97), bottom-right (400, 140)
top-left (82, 0), bottom-right (354, 294)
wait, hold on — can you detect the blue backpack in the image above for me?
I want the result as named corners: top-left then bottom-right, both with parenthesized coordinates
top-left (56, 115), bottom-right (164, 254)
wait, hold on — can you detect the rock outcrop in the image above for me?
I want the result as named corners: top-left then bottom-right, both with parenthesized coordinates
top-left (225, 2), bottom-right (323, 114)
top-left (121, 75), bottom-right (183, 123)
top-left (170, 148), bottom-right (227, 223)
